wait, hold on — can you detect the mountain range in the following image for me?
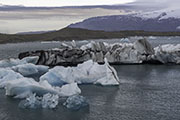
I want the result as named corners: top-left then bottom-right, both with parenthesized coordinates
top-left (69, 9), bottom-right (180, 32)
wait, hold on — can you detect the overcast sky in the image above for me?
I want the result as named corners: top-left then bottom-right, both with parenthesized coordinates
top-left (0, 0), bottom-right (135, 7)
top-left (0, 0), bottom-right (179, 34)
top-left (0, 0), bottom-right (179, 7)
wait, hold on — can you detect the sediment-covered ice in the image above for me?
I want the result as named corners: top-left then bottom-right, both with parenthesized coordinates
top-left (154, 44), bottom-right (180, 64)
top-left (63, 95), bottom-right (89, 110)
top-left (40, 59), bottom-right (120, 86)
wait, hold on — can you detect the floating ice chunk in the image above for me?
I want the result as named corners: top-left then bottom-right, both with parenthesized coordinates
top-left (19, 93), bottom-right (59, 109)
top-left (0, 68), bottom-right (23, 88)
top-left (63, 95), bottom-right (89, 111)
top-left (12, 63), bottom-right (49, 77)
top-left (0, 56), bottom-right (39, 68)
top-left (0, 59), bottom-right (23, 68)
top-left (5, 78), bottom-right (59, 98)
top-left (40, 66), bottom-right (74, 86)
top-left (42, 93), bottom-right (59, 109)
top-left (5, 77), bottom-right (81, 99)
top-left (94, 59), bottom-right (120, 86)
top-left (148, 36), bottom-right (157, 39)
top-left (59, 83), bottom-right (81, 96)
top-left (120, 38), bottom-right (130, 43)
top-left (19, 93), bottom-right (41, 109)
top-left (20, 56), bottom-right (39, 65)
top-left (40, 59), bottom-right (120, 86)
top-left (154, 44), bottom-right (180, 64)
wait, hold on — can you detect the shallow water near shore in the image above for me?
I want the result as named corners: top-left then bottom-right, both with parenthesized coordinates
top-left (1, 37), bottom-right (180, 120)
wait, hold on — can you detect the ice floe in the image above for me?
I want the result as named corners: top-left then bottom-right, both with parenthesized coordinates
top-left (19, 93), bottom-right (59, 109)
top-left (63, 95), bottom-right (89, 111)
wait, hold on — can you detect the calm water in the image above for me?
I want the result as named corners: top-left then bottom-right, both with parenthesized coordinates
top-left (1, 37), bottom-right (180, 120)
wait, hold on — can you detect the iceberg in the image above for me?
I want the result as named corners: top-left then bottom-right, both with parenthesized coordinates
top-left (0, 56), bottom-right (39, 68)
top-left (18, 93), bottom-right (42, 109)
top-left (63, 95), bottom-right (89, 111)
top-left (40, 59), bottom-right (120, 86)
top-left (154, 44), bottom-right (180, 64)
top-left (59, 83), bottom-right (81, 96)
top-left (94, 59), bottom-right (119, 86)
top-left (20, 56), bottom-right (39, 65)
top-left (5, 78), bottom-right (59, 98)
top-left (18, 39), bottom-right (156, 65)
top-left (42, 93), bottom-right (59, 109)
top-left (19, 93), bottom-right (59, 109)
top-left (5, 77), bottom-right (81, 99)
top-left (12, 63), bottom-right (49, 77)
top-left (0, 68), bottom-right (23, 88)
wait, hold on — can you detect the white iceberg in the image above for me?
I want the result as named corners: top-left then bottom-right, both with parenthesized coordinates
top-left (94, 59), bottom-right (120, 86)
top-left (59, 83), bottom-right (81, 96)
top-left (5, 78), bottom-right (59, 98)
top-left (20, 56), bottom-right (39, 65)
top-left (40, 59), bottom-right (120, 86)
top-left (12, 63), bottom-right (49, 77)
top-left (5, 76), bottom-right (81, 99)
top-left (0, 68), bottom-right (23, 88)
top-left (0, 56), bottom-right (39, 68)
top-left (63, 95), bottom-right (89, 111)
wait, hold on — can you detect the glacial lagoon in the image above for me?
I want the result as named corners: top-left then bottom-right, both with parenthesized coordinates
top-left (1, 37), bottom-right (180, 120)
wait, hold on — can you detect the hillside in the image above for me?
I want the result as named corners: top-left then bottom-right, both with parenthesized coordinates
top-left (1, 27), bottom-right (180, 44)
top-left (68, 9), bottom-right (180, 32)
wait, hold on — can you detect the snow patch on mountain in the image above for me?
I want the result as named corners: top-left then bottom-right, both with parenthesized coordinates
top-left (135, 8), bottom-right (180, 19)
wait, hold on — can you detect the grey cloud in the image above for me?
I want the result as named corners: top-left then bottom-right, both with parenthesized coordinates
top-left (135, 0), bottom-right (180, 8)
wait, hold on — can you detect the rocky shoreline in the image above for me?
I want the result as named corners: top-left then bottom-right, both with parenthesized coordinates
top-left (18, 39), bottom-right (180, 66)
